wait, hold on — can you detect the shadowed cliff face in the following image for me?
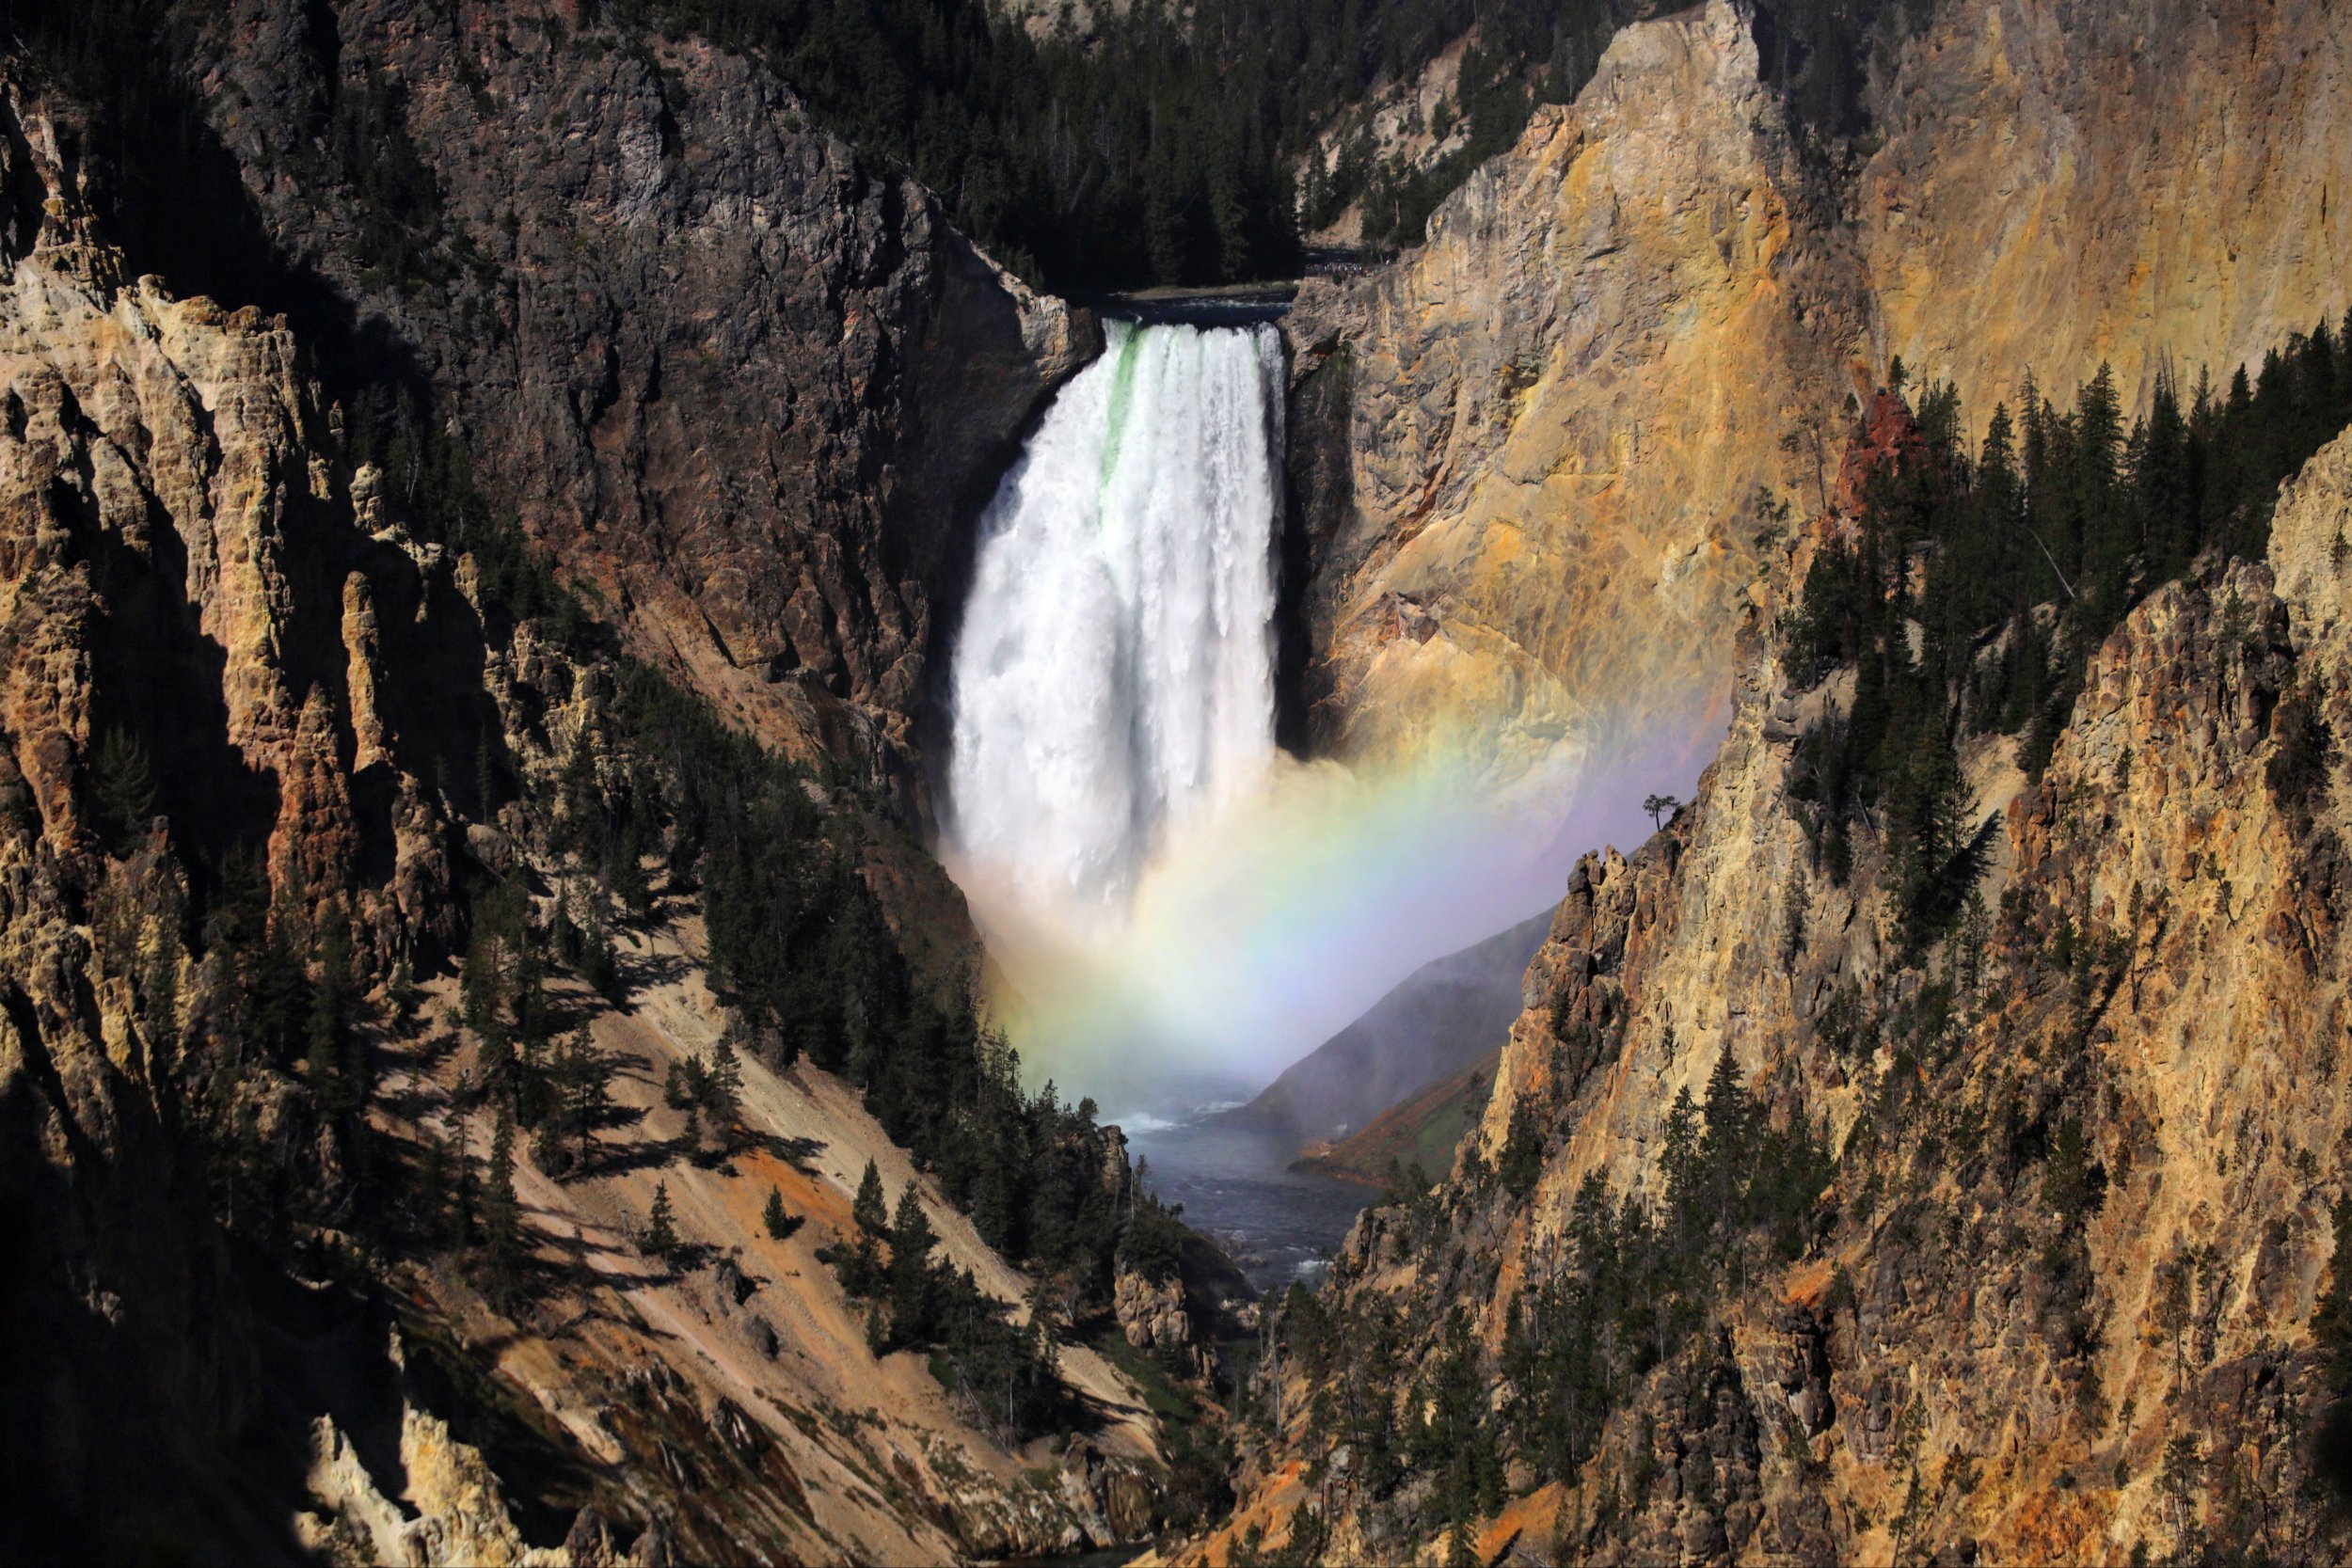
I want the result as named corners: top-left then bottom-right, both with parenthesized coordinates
top-left (168, 0), bottom-right (1095, 811)
top-left (0, 81), bottom-right (466, 1559)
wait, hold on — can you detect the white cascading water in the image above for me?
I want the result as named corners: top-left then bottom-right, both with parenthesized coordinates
top-left (946, 320), bottom-right (1285, 931)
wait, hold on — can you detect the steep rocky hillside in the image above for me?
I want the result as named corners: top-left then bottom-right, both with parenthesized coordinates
top-left (0, 72), bottom-right (1211, 1566)
top-left (1291, 1047), bottom-right (1501, 1190)
top-left (1185, 392), bottom-right (2352, 1563)
top-left (1221, 911), bottom-right (1548, 1150)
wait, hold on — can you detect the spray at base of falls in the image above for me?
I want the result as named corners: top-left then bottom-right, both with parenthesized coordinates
top-left (945, 320), bottom-right (1721, 1111)
top-left (950, 728), bottom-right (1717, 1112)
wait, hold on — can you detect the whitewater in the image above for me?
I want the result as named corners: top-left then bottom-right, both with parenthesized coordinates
top-left (946, 320), bottom-right (1285, 929)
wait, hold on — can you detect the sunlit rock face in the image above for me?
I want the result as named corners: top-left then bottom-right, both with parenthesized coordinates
top-left (1280, 0), bottom-right (2352, 821)
top-left (1861, 0), bottom-right (2352, 420)
top-left (1182, 0), bottom-right (2352, 1560)
top-left (1281, 0), bottom-right (1863, 800)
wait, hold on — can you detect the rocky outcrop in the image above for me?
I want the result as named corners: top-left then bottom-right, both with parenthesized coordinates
top-left (0, 71), bottom-right (1145, 1567)
top-left (175, 0), bottom-right (1095, 809)
top-left (302, 1396), bottom-right (572, 1568)
top-left (1116, 1265), bottom-right (1207, 1378)
top-left (0, 78), bottom-right (457, 1560)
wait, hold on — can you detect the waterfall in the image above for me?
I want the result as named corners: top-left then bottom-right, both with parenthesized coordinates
top-left (946, 320), bottom-right (1285, 929)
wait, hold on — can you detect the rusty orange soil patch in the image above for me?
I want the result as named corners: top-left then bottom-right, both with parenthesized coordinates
top-left (732, 1145), bottom-right (854, 1241)
top-left (1783, 1255), bottom-right (1833, 1307)
top-left (1163, 1457), bottom-right (1310, 1567)
top-left (1477, 1481), bottom-right (1565, 1563)
top-left (2003, 1482), bottom-right (2117, 1566)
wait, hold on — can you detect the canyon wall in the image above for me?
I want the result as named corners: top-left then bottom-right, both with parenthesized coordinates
top-left (0, 77), bottom-right (471, 1557)
top-left (1199, 4), bottom-right (2352, 1557)
top-left (1281, 0), bottom-right (1859, 780)
top-left (1863, 0), bottom-right (2352, 419)
top-left (1192, 414), bottom-right (2352, 1568)
top-left (1282, 0), bottom-right (2352, 796)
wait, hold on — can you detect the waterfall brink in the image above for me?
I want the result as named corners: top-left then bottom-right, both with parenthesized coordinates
top-left (946, 321), bottom-right (1285, 931)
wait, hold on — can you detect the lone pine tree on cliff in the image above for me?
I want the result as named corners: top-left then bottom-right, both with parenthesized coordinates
top-left (853, 1159), bottom-right (889, 1234)
top-left (764, 1185), bottom-right (795, 1240)
top-left (646, 1180), bottom-right (680, 1261)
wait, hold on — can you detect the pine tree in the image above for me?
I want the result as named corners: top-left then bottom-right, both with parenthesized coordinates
top-left (2073, 362), bottom-right (2130, 607)
top-left (573, 895), bottom-right (620, 1002)
top-left (1660, 1085), bottom-right (1701, 1249)
top-left (409, 1126), bottom-right (449, 1249)
top-left (853, 1159), bottom-right (889, 1234)
top-left (889, 1184), bottom-right (939, 1343)
top-left (646, 1179), bottom-right (679, 1261)
top-left (557, 724), bottom-right (604, 860)
top-left (609, 816), bottom-right (652, 916)
top-left (704, 1036), bottom-right (743, 1145)
top-left (1699, 1045), bottom-right (1754, 1206)
top-left (763, 1185), bottom-right (793, 1241)
top-left (90, 725), bottom-right (157, 851)
top-left (303, 1015), bottom-right (351, 1120)
top-left (305, 912), bottom-right (358, 1120)
top-left (387, 957), bottom-right (418, 1032)
top-left (444, 1116), bottom-right (477, 1253)
top-left (460, 912), bottom-right (507, 1037)
top-left (484, 1107), bottom-right (520, 1309)
top-left (511, 935), bottom-right (552, 1115)
top-left (554, 1028), bottom-right (610, 1168)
